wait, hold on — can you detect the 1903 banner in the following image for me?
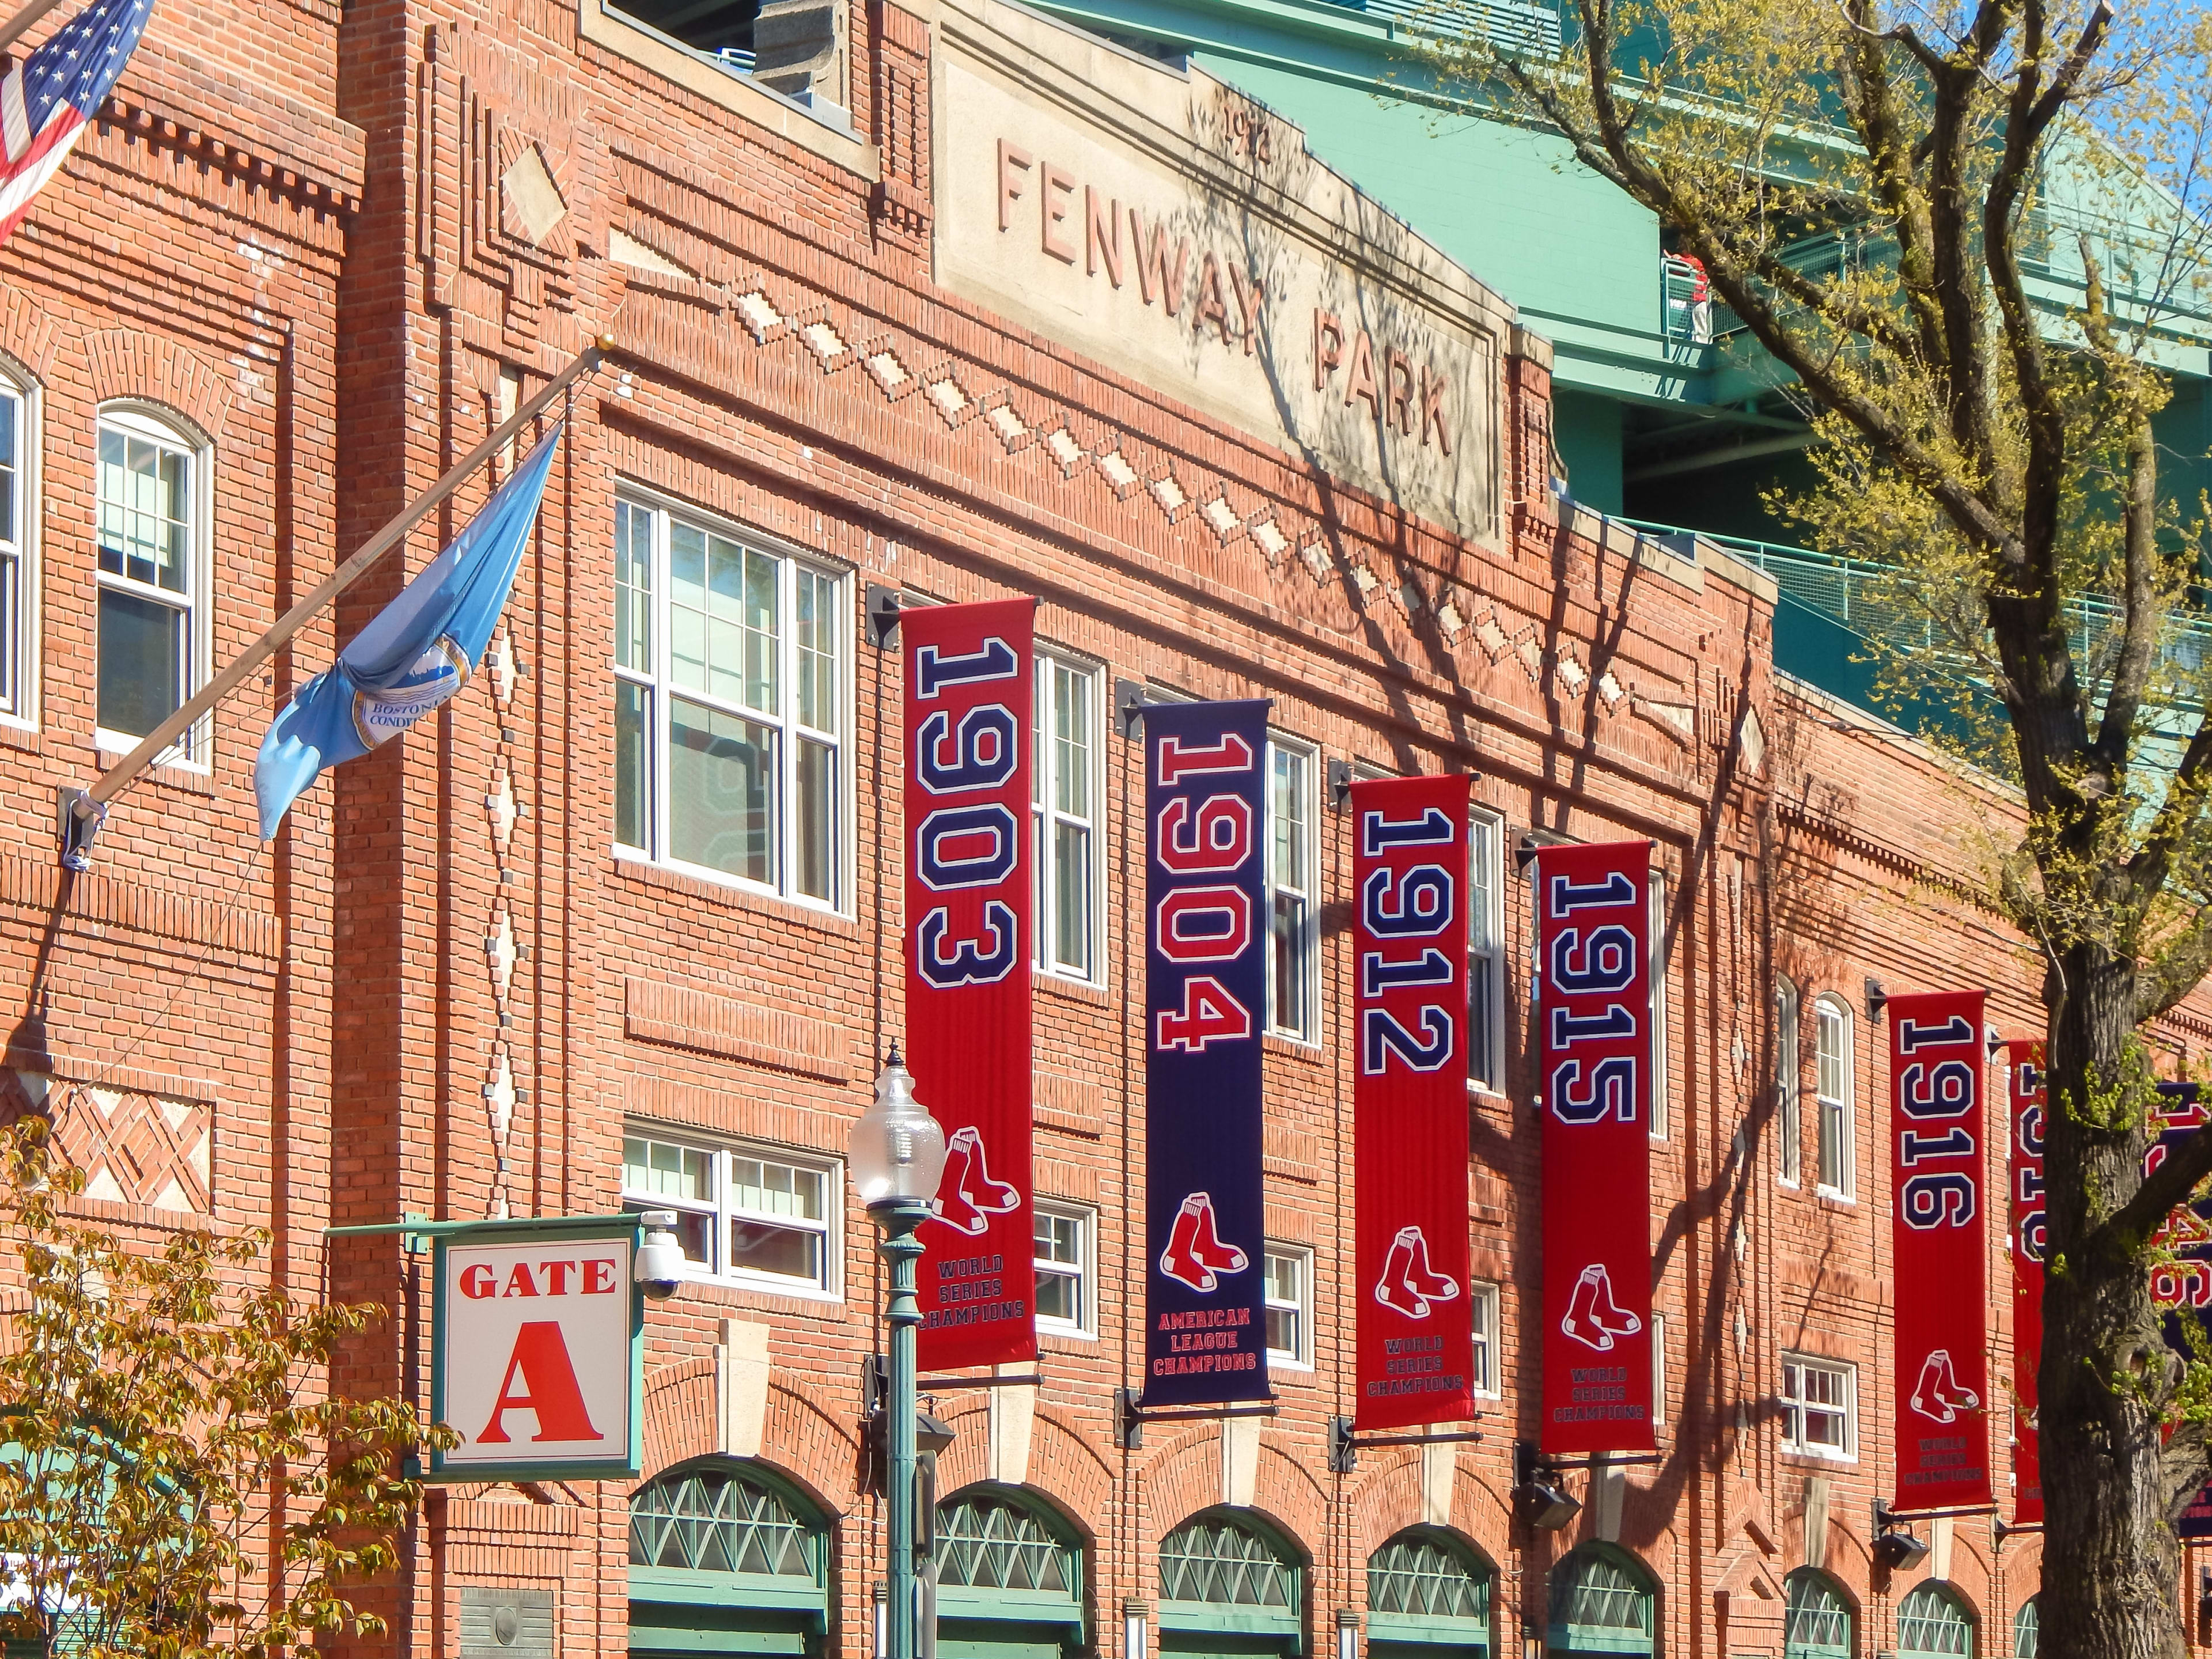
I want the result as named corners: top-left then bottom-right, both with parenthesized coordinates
top-left (1143, 699), bottom-right (1271, 1405)
top-left (1351, 775), bottom-right (1472, 1430)
top-left (904, 597), bottom-right (1038, 1370)
top-left (2006, 1041), bottom-right (2045, 1526)
top-left (1535, 840), bottom-right (1655, 1455)
top-left (1888, 990), bottom-right (1990, 1511)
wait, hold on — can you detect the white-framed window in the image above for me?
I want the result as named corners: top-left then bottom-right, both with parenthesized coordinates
top-left (1033, 650), bottom-right (1103, 982)
top-left (1815, 995), bottom-right (1854, 1198)
top-left (620, 1127), bottom-right (841, 1298)
top-left (1033, 1200), bottom-right (1094, 1337)
top-left (1266, 737), bottom-right (1319, 1043)
top-left (1781, 1352), bottom-right (1857, 1460)
top-left (1652, 1311), bottom-right (1668, 1428)
top-left (1469, 1279), bottom-right (1502, 1397)
top-left (1776, 975), bottom-right (1802, 1186)
top-left (1468, 808), bottom-right (1506, 1093)
top-left (0, 369), bottom-right (36, 726)
top-left (1263, 1244), bottom-right (1312, 1368)
top-left (1649, 871), bottom-right (1670, 1140)
top-left (611, 493), bottom-right (848, 908)
top-left (96, 406), bottom-right (209, 761)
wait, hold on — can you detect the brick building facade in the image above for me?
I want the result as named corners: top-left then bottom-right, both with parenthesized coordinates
top-left (1, 0), bottom-right (2206, 1652)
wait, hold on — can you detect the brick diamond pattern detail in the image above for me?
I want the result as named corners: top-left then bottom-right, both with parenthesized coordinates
top-left (486, 1047), bottom-right (517, 1141)
top-left (1555, 646), bottom-right (1589, 693)
top-left (1097, 450), bottom-right (1138, 490)
top-left (1474, 612), bottom-right (1511, 661)
top-left (1598, 670), bottom-right (1627, 709)
top-left (1516, 637), bottom-right (1545, 683)
top-left (927, 377), bottom-right (971, 422)
top-left (1150, 474), bottom-right (1188, 516)
top-left (734, 291), bottom-right (784, 341)
top-left (488, 906), bottom-right (517, 999)
top-left (865, 350), bottom-right (911, 394)
top-left (1201, 497), bottom-right (1241, 539)
top-left (486, 767), bottom-right (517, 849)
top-left (800, 320), bottom-right (848, 365)
top-left (40, 1081), bottom-right (211, 1214)
top-left (987, 404), bottom-right (1028, 445)
top-left (1251, 520), bottom-right (1289, 559)
top-left (1298, 540), bottom-right (1331, 582)
top-left (489, 628), bottom-right (516, 706)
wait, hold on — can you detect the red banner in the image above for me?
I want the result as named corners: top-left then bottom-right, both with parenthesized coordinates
top-left (904, 598), bottom-right (1037, 1370)
top-left (2006, 1040), bottom-right (2044, 1525)
top-left (1351, 776), bottom-right (1472, 1430)
top-left (1536, 841), bottom-right (1654, 1455)
top-left (1889, 991), bottom-right (1990, 1510)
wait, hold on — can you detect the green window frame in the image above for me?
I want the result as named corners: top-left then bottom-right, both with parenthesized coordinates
top-left (627, 1459), bottom-right (830, 1657)
top-left (933, 1484), bottom-right (1086, 1654)
top-left (1783, 1570), bottom-right (1852, 1659)
top-left (1547, 1545), bottom-right (1656, 1656)
top-left (1366, 1527), bottom-right (1492, 1654)
top-left (1159, 1510), bottom-right (1303, 1646)
top-left (2012, 1599), bottom-right (2036, 1659)
top-left (1897, 1585), bottom-right (1975, 1658)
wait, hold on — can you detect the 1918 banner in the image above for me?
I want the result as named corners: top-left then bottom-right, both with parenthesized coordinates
top-left (1351, 775), bottom-right (1472, 1430)
top-left (1143, 699), bottom-right (1271, 1406)
top-left (904, 598), bottom-right (1037, 1370)
top-left (2006, 1040), bottom-right (2045, 1526)
top-left (1535, 840), bottom-right (1655, 1455)
top-left (1889, 990), bottom-right (1990, 1511)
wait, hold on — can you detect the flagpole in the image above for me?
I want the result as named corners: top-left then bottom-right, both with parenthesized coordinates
top-left (0, 0), bottom-right (67, 55)
top-left (58, 335), bottom-right (613, 869)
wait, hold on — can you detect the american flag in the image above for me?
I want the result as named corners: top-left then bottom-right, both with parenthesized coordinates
top-left (0, 0), bottom-right (156, 247)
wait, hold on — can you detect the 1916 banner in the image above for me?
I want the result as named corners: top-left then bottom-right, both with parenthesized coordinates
top-left (905, 598), bottom-right (1037, 1370)
top-left (1889, 990), bottom-right (1990, 1511)
top-left (1536, 840), bottom-right (1655, 1454)
top-left (1143, 699), bottom-right (1271, 1406)
top-left (2148, 1083), bottom-right (2212, 1537)
top-left (2006, 1040), bottom-right (2045, 1526)
top-left (1352, 776), bottom-right (1472, 1430)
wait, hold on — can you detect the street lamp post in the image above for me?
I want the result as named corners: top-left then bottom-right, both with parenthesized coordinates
top-left (853, 1043), bottom-right (948, 1659)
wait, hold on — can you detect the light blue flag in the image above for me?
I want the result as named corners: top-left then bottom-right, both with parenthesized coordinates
top-left (255, 423), bottom-right (563, 839)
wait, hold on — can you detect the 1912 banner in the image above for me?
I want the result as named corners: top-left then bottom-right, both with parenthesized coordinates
top-left (1143, 699), bottom-right (1271, 1405)
top-left (1889, 990), bottom-right (1990, 1510)
top-left (1536, 840), bottom-right (1655, 1454)
top-left (1352, 776), bottom-right (1472, 1430)
top-left (2006, 1041), bottom-right (2045, 1526)
top-left (905, 597), bottom-right (1037, 1370)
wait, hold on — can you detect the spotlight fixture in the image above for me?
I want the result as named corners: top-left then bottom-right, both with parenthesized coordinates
top-left (1872, 1501), bottom-right (1930, 1570)
top-left (1513, 1441), bottom-right (1582, 1531)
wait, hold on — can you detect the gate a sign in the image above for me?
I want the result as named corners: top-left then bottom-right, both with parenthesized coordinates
top-left (431, 1220), bottom-right (644, 1480)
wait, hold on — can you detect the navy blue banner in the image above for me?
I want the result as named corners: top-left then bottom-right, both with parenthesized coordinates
top-left (2149, 1082), bottom-right (2212, 1538)
top-left (1143, 698), bottom-right (1271, 1406)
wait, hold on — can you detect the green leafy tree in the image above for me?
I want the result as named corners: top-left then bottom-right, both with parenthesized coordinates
top-left (0, 1121), bottom-right (452, 1659)
top-left (1412, 1), bottom-right (2212, 1652)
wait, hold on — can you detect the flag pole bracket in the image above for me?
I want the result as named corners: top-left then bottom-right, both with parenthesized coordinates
top-left (57, 787), bottom-right (105, 873)
top-left (914, 1371), bottom-right (1043, 1391)
top-left (1330, 1415), bottom-right (1486, 1472)
top-left (1115, 1388), bottom-right (1276, 1448)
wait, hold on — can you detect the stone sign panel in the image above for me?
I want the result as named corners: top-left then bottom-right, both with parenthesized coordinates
top-left (933, 0), bottom-right (1509, 541)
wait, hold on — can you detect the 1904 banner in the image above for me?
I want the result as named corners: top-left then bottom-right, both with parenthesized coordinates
top-left (1143, 699), bottom-right (1271, 1406)
top-left (1535, 840), bottom-right (1654, 1455)
top-left (904, 597), bottom-right (1038, 1370)
top-left (1888, 990), bottom-right (1990, 1511)
top-left (1351, 775), bottom-right (1472, 1430)
top-left (2006, 1041), bottom-right (2045, 1526)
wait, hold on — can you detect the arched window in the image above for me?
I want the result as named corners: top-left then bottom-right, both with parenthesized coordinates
top-left (94, 405), bottom-right (209, 762)
top-left (1546, 1544), bottom-right (1656, 1656)
top-left (1775, 976), bottom-right (1801, 1185)
top-left (0, 359), bottom-right (39, 725)
top-left (627, 1460), bottom-right (828, 1657)
top-left (1367, 1527), bottom-right (1492, 1658)
top-left (1158, 1510), bottom-right (1302, 1656)
top-left (2012, 1599), bottom-right (2036, 1659)
top-left (1783, 1570), bottom-right (1852, 1659)
top-left (933, 1486), bottom-right (1084, 1656)
top-left (1814, 995), bottom-right (1855, 1198)
top-left (1896, 1584), bottom-right (1975, 1658)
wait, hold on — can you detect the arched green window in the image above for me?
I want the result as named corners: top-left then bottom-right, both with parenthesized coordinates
top-left (1783, 1571), bottom-right (1852, 1659)
top-left (2011, 1599), bottom-right (2036, 1659)
top-left (1366, 1528), bottom-right (1493, 1658)
top-left (1897, 1585), bottom-right (1975, 1658)
top-left (933, 1486), bottom-right (1085, 1659)
top-left (1158, 1510), bottom-right (1303, 1659)
top-left (627, 1460), bottom-right (829, 1658)
top-left (1547, 1545), bottom-right (1656, 1656)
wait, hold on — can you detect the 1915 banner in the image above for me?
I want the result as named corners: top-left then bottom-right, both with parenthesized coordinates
top-left (905, 597), bottom-right (1037, 1370)
top-left (1143, 699), bottom-right (1271, 1406)
top-left (1352, 776), bottom-right (1472, 1430)
top-left (2006, 1041), bottom-right (2045, 1526)
top-left (1889, 990), bottom-right (1990, 1511)
top-left (1536, 840), bottom-right (1655, 1454)
top-left (2149, 1082), bottom-right (2212, 1537)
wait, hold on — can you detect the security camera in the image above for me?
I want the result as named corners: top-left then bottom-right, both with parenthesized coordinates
top-left (634, 1210), bottom-right (687, 1300)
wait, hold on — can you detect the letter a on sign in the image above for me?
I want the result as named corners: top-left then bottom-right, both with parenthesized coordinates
top-left (432, 1226), bottom-right (643, 1480)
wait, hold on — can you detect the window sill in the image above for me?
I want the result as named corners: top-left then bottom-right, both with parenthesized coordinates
top-left (1037, 1324), bottom-right (1097, 1347)
top-left (656, 1275), bottom-right (844, 1314)
top-left (1779, 1448), bottom-right (1858, 1468)
top-left (94, 733), bottom-right (215, 794)
top-left (1267, 1357), bottom-right (1314, 1376)
top-left (1816, 1190), bottom-right (1857, 1212)
top-left (1037, 971), bottom-right (1110, 1008)
top-left (609, 851), bottom-right (858, 934)
top-left (1263, 1032), bottom-right (1324, 1063)
top-left (0, 717), bottom-right (41, 755)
